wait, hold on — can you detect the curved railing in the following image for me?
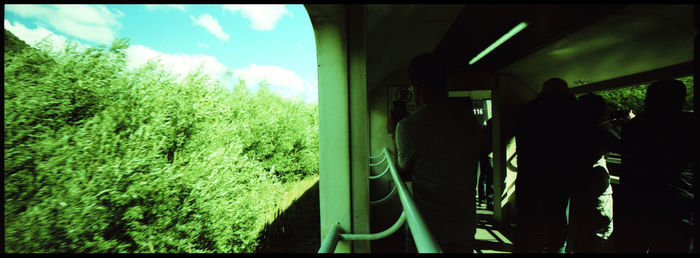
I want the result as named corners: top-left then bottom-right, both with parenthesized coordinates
top-left (318, 147), bottom-right (442, 253)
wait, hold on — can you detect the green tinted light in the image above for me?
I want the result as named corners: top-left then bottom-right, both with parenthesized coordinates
top-left (469, 21), bottom-right (529, 65)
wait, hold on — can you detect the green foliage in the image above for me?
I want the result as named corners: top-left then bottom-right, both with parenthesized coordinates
top-left (595, 76), bottom-right (694, 113)
top-left (4, 31), bottom-right (318, 253)
top-left (5, 29), bottom-right (31, 55)
top-left (232, 83), bottom-right (320, 182)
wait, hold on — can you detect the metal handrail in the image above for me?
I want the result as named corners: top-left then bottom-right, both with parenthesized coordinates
top-left (318, 223), bottom-right (343, 253)
top-left (317, 209), bottom-right (406, 252)
top-left (317, 148), bottom-right (441, 253)
top-left (383, 147), bottom-right (442, 253)
top-left (340, 211), bottom-right (406, 241)
top-left (369, 155), bottom-right (387, 166)
top-left (369, 164), bottom-right (390, 180)
top-left (369, 183), bottom-right (396, 206)
top-left (369, 152), bottom-right (385, 160)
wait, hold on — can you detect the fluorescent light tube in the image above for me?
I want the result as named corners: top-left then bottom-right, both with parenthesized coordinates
top-left (469, 21), bottom-right (529, 65)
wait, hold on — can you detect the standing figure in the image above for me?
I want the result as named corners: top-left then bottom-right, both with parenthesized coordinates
top-left (616, 79), bottom-right (696, 253)
top-left (514, 78), bottom-right (578, 253)
top-left (388, 52), bottom-right (482, 253)
top-left (567, 93), bottom-right (618, 253)
top-left (479, 118), bottom-right (495, 210)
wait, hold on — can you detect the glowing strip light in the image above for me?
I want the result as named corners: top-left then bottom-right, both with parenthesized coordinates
top-left (468, 21), bottom-right (529, 65)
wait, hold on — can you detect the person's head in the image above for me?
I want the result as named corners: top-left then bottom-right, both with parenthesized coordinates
top-left (408, 52), bottom-right (449, 106)
top-left (644, 79), bottom-right (686, 113)
top-left (540, 77), bottom-right (570, 96)
top-left (577, 93), bottom-right (606, 124)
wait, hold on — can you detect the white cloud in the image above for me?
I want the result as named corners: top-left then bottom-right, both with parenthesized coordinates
top-left (190, 13), bottom-right (229, 41)
top-left (4, 19), bottom-right (88, 53)
top-left (197, 41), bottom-right (209, 49)
top-left (4, 19), bottom-right (228, 87)
top-left (125, 44), bottom-right (228, 83)
top-left (232, 64), bottom-right (317, 102)
top-left (123, 49), bottom-right (318, 102)
top-left (145, 4), bottom-right (186, 12)
top-left (5, 4), bottom-right (123, 45)
top-left (222, 4), bottom-right (290, 31)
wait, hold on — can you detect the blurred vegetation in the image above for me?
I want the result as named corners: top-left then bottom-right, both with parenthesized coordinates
top-left (4, 29), bottom-right (319, 253)
top-left (595, 76), bottom-right (694, 114)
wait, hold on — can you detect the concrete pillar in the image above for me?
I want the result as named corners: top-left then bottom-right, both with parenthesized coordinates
top-left (307, 4), bottom-right (370, 253)
top-left (347, 4), bottom-right (370, 253)
top-left (491, 75), bottom-right (506, 222)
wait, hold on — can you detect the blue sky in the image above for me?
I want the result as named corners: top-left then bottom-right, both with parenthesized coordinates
top-left (4, 4), bottom-right (318, 102)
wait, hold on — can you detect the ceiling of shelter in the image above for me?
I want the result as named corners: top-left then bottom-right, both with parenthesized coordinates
top-left (500, 4), bottom-right (695, 93)
top-left (365, 4), bottom-right (629, 94)
top-left (364, 4), bottom-right (694, 95)
top-left (310, 5), bottom-right (694, 97)
top-left (365, 4), bottom-right (464, 94)
top-left (434, 4), bottom-right (628, 73)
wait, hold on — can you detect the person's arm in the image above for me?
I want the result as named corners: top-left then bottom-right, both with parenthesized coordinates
top-left (601, 126), bottom-right (621, 154)
top-left (394, 121), bottom-right (414, 181)
top-left (387, 101), bottom-right (408, 134)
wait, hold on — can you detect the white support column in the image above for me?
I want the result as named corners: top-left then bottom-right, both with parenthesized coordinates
top-left (310, 5), bottom-right (352, 253)
top-left (491, 75), bottom-right (506, 222)
top-left (347, 4), bottom-right (370, 254)
top-left (308, 4), bottom-right (370, 253)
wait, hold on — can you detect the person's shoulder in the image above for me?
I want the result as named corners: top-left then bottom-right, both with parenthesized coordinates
top-left (397, 109), bottom-right (421, 129)
top-left (525, 96), bottom-right (541, 106)
top-left (523, 97), bottom-right (544, 112)
top-left (404, 103), bottom-right (436, 120)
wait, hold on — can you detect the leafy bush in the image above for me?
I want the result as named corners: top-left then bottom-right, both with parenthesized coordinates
top-left (4, 30), bottom-right (318, 253)
top-left (596, 76), bottom-right (694, 114)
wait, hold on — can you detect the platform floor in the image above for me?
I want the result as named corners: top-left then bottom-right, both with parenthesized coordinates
top-left (473, 202), bottom-right (514, 253)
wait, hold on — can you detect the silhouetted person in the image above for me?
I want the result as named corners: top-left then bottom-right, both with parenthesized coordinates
top-left (479, 118), bottom-right (495, 210)
top-left (567, 93), bottom-right (618, 253)
top-left (449, 97), bottom-right (492, 209)
top-left (388, 52), bottom-right (482, 253)
top-left (514, 78), bottom-right (578, 253)
top-left (616, 79), bottom-right (696, 253)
